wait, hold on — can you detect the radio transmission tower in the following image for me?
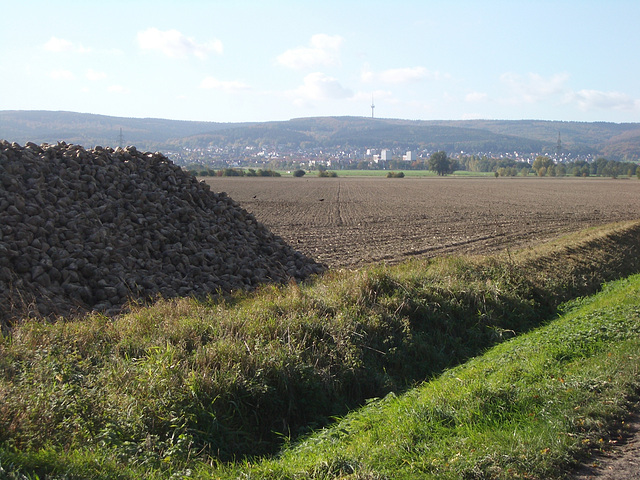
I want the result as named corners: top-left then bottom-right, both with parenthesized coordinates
top-left (118, 128), bottom-right (125, 148)
top-left (556, 132), bottom-right (562, 158)
top-left (371, 94), bottom-right (375, 118)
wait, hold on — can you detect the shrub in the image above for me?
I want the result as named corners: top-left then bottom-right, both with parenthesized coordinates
top-left (221, 168), bottom-right (244, 177)
top-left (386, 171), bottom-right (405, 178)
top-left (293, 169), bottom-right (306, 177)
top-left (246, 168), bottom-right (280, 177)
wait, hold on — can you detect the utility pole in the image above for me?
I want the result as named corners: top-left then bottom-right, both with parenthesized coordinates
top-left (556, 132), bottom-right (562, 158)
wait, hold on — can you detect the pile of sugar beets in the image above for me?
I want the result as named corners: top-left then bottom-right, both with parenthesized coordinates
top-left (0, 141), bottom-right (325, 325)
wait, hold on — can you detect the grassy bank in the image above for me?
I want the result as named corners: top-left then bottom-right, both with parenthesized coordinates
top-left (217, 273), bottom-right (640, 479)
top-left (1, 221), bottom-right (640, 478)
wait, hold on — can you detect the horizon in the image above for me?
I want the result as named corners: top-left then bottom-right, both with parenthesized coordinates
top-left (3, 109), bottom-right (638, 127)
top-left (2, 0), bottom-right (640, 124)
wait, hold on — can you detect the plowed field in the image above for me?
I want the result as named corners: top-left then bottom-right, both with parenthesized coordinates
top-left (203, 176), bottom-right (640, 269)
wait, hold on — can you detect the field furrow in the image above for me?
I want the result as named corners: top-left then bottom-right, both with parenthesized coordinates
top-left (204, 176), bottom-right (640, 268)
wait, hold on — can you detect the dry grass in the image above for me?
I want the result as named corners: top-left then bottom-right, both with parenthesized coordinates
top-left (1, 220), bottom-right (640, 479)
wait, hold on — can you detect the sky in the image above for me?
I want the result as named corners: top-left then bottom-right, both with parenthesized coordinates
top-left (2, 0), bottom-right (640, 124)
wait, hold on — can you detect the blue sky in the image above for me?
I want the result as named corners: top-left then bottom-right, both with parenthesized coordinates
top-left (2, 0), bottom-right (639, 123)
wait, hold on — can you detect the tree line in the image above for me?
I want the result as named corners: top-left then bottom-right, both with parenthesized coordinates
top-left (432, 153), bottom-right (638, 178)
top-left (187, 168), bottom-right (281, 177)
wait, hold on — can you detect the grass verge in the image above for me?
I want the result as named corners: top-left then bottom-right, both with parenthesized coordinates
top-left (214, 273), bottom-right (640, 479)
top-left (304, 170), bottom-right (492, 177)
top-left (0, 220), bottom-right (639, 478)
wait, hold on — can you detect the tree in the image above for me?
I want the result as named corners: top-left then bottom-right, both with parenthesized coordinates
top-left (556, 164), bottom-right (566, 177)
top-left (594, 157), bottom-right (609, 176)
top-left (532, 155), bottom-right (553, 176)
top-left (603, 160), bottom-right (619, 178)
top-left (428, 151), bottom-right (452, 176)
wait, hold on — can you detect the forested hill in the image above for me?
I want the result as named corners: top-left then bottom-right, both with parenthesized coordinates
top-left (2, 110), bottom-right (640, 160)
top-left (180, 117), bottom-right (546, 154)
top-left (0, 110), bottom-right (253, 152)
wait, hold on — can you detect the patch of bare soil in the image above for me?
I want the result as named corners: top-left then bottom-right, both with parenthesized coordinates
top-left (203, 176), bottom-right (640, 269)
top-left (571, 410), bottom-right (640, 479)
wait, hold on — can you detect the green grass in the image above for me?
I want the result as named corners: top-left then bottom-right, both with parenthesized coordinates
top-left (1, 220), bottom-right (640, 479)
top-left (325, 170), bottom-right (435, 177)
top-left (310, 170), bottom-right (494, 177)
top-left (214, 274), bottom-right (640, 479)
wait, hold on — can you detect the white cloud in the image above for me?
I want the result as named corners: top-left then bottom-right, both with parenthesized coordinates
top-left (86, 69), bottom-right (107, 81)
top-left (360, 68), bottom-right (375, 84)
top-left (49, 69), bottom-right (75, 80)
top-left (107, 85), bottom-right (130, 94)
top-left (291, 72), bottom-right (352, 103)
top-left (465, 92), bottom-right (488, 103)
top-left (498, 72), bottom-right (640, 113)
top-left (137, 28), bottom-right (223, 59)
top-left (361, 66), bottom-right (447, 84)
top-left (379, 67), bottom-right (429, 84)
top-left (200, 77), bottom-right (250, 91)
top-left (500, 72), bottom-right (569, 103)
top-left (277, 34), bottom-right (343, 70)
top-left (44, 37), bottom-right (91, 53)
top-left (568, 89), bottom-right (640, 111)
top-left (44, 37), bottom-right (74, 52)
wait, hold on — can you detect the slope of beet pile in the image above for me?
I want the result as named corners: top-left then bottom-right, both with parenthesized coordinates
top-left (0, 141), bottom-right (324, 325)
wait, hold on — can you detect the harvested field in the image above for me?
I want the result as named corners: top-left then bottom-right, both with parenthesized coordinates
top-left (203, 176), bottom-right (640, 269)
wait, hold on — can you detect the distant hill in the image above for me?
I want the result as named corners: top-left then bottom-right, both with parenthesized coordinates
top-left (177, 116), bottom-right (547, 154)
top-left (0, 110), bottom-right (252, 152)
top-left (2, 110), bottom-right (640, 160)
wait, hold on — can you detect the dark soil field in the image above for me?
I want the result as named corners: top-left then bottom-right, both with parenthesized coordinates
top-left (203, 176), bottom-right (640, 268)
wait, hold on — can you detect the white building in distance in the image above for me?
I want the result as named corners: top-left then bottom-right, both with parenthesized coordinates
top-left (403, 151), bottom-right (415, 162)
